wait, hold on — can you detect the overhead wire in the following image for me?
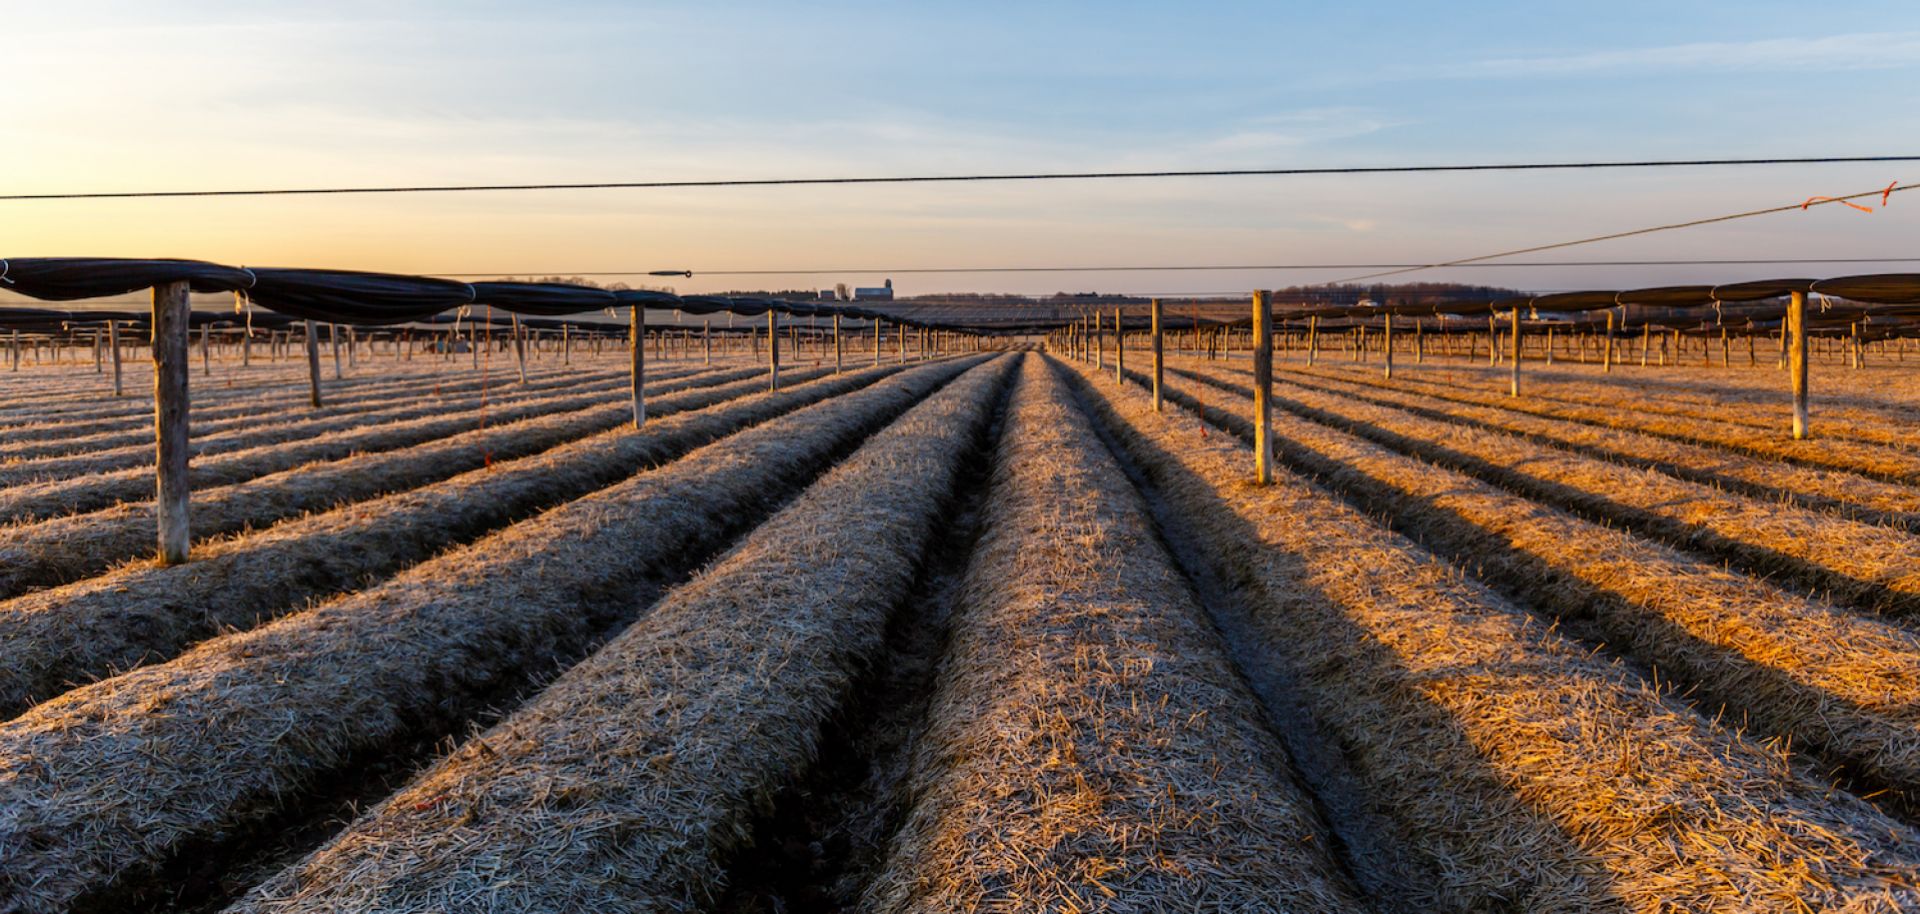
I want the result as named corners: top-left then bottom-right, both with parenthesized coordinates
top-left (1320, 180), bottom-right (1918, 285)
top-left (3, 155), bottom-right (1917, 201)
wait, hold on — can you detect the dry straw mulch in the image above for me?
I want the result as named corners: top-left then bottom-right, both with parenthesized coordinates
top-left (1159, 361), bottom-right (1920, 815)
top-left (0, 372), bottom-right (674, 523)
top-left (1281, 360), bottom-right (1920, 481)
top-left (0, 365), bottom-right (656, 484)
top-left (1240, 361), bottom-right (1920, 525)
top-left (864, 356), bottom-right (1366, 912)
top-left (227, 355), bottom-right (1015, 913)
top-left (0, 364), bottom-right (803, 600)
top-left (1183, 361), bottom-right (1920, 617)
top-left (1062, 355), bottom-right (1920, 914)
top-left (0, 363), bottom-right (912, 718)
top-left (0, 357), bottom-right (982, 914)
top-left (0, 364), bottom-right (634, 461)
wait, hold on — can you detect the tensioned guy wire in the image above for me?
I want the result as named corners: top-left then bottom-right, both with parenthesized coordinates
top-left (1321, 180), bottom-right (1917, 285)
top-left (2, 155), bottom-right (1917, 200)
top-left (427, 256), bottom-right (1920, 279)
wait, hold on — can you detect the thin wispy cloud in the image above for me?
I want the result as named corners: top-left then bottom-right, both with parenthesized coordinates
top-left (1465, 31), bottom-right (1920, 78)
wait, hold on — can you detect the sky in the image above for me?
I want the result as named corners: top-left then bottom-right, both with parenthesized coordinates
top-left (2, 0), bottom-right (1916, 300)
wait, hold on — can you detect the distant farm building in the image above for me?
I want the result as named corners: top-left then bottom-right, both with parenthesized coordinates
top-left (853, 279), bottom-right (895, 301)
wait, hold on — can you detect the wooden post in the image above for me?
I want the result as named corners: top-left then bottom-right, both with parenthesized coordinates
top-left (1788, 290), bottom-right (1810, 439)
top-left (1382, 315), bottom-right (1394, 379)
top-left (833, 314), bottom-right (844, 374)
top-left (873, 320), bottom-right (882, 366)
top-left (152, 280), bottom-right (193, 566)
top-left (1509, 308), bottom-right (1522, 396)
top-left (1414, 319), bottom-right (1424, 364)
top-left (1252, 291), bottom-right (1274, 485)
top-left (1640, 321), bottom-right (1652, 367)
top-left (628, 305), bottom-right (646, 427)
top-left (1095, 310), bottom-right (1105, 371)
top-left (199, 323), bottom-right (211, 377)
top-left (511, 314), bottom-right (529, 383)
top-left (898, 320), bottom-right (907, 363)
top-left (1721, 326), bottom-right (1731, 368)
top-left (330, 324), bottom-right (343, 378)
top-left (94, 328), bottom-right (104, 374)
top-left (703, 320), bottom-right (713, 365)
top-left (1306, 315), bottom-right (1319, 367)
top-left (562, 323), bottom-right (572, 366)
top-left (1544, 326), bottom-right (1555, 365)
top-left (768, 309), bottom-right (781, 391)
top-left (109, 320), bottom-right (124, 395)
top-left (1603, 311), bottom-right (1615, 373)
top-left (1150, 298), bottom-right (1165, 412)
top-left (301, 320), bottom-right (323, 407)
top-left (1113, 307), bottom-right (1124, 383)
top-left (1488, 314), bottom-right (1498, 366)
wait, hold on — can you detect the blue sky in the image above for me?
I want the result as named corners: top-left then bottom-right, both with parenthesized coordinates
top-left (2, 1), bottom-right (1916, 297)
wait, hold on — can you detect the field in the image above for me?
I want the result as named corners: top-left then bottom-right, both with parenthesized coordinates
top-left (4, 332), bottom-right (1920, 914)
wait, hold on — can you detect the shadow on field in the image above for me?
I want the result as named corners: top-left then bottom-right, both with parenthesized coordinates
top-left (1057, 361), bottom-right (1631, 914)
top-left (1151, 366), bottom-right (1919, 825)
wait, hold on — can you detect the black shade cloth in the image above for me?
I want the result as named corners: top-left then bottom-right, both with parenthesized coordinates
top-left (0, 258), bottom-right (257, 301)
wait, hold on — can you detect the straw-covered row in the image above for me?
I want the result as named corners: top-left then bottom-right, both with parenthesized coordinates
top-left (1153, 360), bottom-right (1920, 814)
top-left (1278, 360), bottom-right (1920, 482)
top-left (864, 356), bottom-right (1366, 912)
top-left (1180, 362), bottom-right (1920, 617)
top-left (0, 364), bottom-right (636, 460)
top-left (1063, 357), bottom-right (1920, 914)
top-left (0, 358), bottom-right (489, 431)
top-left (0, 365), bottom-right (653, 484)
top-left (0, 363), bottom-right (911, 718)
top-left (0, 355), bottom-right (981, 914)
top-left (228, 354), bottom-right (1016, 914)
top-left (0, 364), bottom-right (811, 599)
top-left (1240, 362), bottom-right (1920, 526)
top-left (1309, 358), bottom-right (1920, 450)
top-left (0, 368), bottom-right (681, 523)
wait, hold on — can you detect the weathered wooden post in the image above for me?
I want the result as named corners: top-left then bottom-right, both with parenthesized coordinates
top-left (93, 328), bottom-right (104, 374)
top-left (872, 320), bottom-right (881, 366)
top-left (1252, 290), bottom-right (1274, 485)
top-left (153, 280), bottom-right (193, 566)
top-left (897, 320), bottom-right (907, 363)
top-left (1382, 315), bottom-right (1394, 379)
top-left (833, 313), bottom-right (844, 374)
top-left (1603, 311), bottom-right (1616, 372)
top-left (768, 308), bottom-right (781, 391)
top-left (1150, 298), bottom-right (1165, 412)
top-left (1304, 314), bottom-right (1320, 367)
top-left (1415, 318), bottom-right (1424, 364)
top-left (329, 324), bottom-right (343, 378)
top-left (108, 320), bottom-right (124, 396)
top-left (1487, 314), bottom-right (1499, 366)
top-left (1095, 310), bottom-right (1105, 371)
top-left (301, 320), bottom-right (323, 407)
top-left (1788, 290), bottom-right (1810, 439)
top-left (561, 323), bottom-right (572, 366)
top-left (510, 314), bottom-right (529, 383)
top-left (630, 305), bottom-right (647, 427)
top-left (1509, 308), bottom-right (1522, 397)
top-left (1113, 307), bottom-right (1125, 383)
